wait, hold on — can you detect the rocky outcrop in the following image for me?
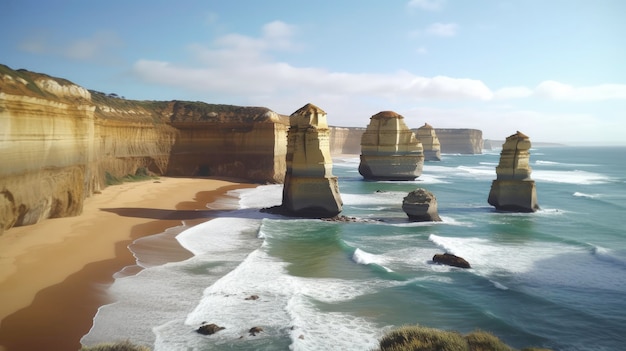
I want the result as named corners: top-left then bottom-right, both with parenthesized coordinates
top-left (415, 123), bottom-right (441, 161)
top-left (329, 126), bottom-right (364, 155)
top-left (280, 103), bottom-right (343, 217)
top-left (359, 111), bottom-right (424, 180)
top-left (0, 64), bottom-right (287, 233)
top-left (432, 128), bottom-right (483, 154)
top-left (402, 188), bottom-right (442, 222)
top-left (432, 253), bottom-right (471, 268)
top-left (488, 131), bottom-right (539, 212)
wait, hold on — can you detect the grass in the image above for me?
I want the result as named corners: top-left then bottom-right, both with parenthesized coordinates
top-left (376, 325), bottom-right (552, 351)
top-left (80, 340), bottom-right (151, 351)
top-left (105, 168), bottom-right (158, 186)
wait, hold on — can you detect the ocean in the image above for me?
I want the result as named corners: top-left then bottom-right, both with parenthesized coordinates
top-left (82, 146), bottom-right (626, 351)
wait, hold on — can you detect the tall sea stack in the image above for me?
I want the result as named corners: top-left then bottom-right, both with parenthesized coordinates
top-left (416, 123), bottom-right (441, 161)
top-left (488, 131), bottom-right (539, 212)
top-left (358, 111), bottom-right (424, 180)
top-left (281, 103), bottom-right (343, 217)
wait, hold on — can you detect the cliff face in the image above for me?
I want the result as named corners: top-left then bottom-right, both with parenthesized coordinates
top-left (430, 128), bottom-right (483, 154)
top-left (329, 127), bottom-right (364, 155)
top-left (0, 65), bottom-right (286, 233)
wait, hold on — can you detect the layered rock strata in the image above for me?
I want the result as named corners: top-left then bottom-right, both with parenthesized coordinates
top-left (280, 103), bottom-right (343, 217)
top-left (415, 123), bottom-right (441, 161)
top-left (432, 128), bottom-right (483, 154)
top-left (0, 64), bottom-right (287, 233)
top-left (402, 188), bottom-right (442, 222)
top-left (488, 131), bottom-right (539, 212)
top-left (359, 111), bottom-right (424, 180)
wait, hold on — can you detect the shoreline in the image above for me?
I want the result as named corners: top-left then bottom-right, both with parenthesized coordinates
top-left (0, 177), bottom-right (255, 351)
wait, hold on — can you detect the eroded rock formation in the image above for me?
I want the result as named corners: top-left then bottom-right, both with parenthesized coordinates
top-left (488, 131), bottom-right (539, 212)
top-left (433, 128), bottom-right (483, 154)
top-left (280, 103), bottom-right (343, 217)
top-left (402, 188), bottom-right (442, 222)
top-left (359, 111), bottom-right (424, 180)
top-left (415, 123), bottom-right (441, 161)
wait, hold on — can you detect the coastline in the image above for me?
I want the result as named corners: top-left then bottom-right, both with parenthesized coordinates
top-left (0, 177), bottom-right (255, 351)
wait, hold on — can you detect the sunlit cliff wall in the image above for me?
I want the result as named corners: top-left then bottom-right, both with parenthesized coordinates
top-left (432, 128), bottom-right (483, 154)
top-left (0, 65), bottom-right (286, 233)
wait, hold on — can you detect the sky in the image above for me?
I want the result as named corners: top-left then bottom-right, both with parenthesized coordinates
top-left (1, 0), bottom-right (625, 145)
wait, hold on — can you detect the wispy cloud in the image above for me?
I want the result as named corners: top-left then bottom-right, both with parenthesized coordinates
top-left (133, 21), bottom-right (491, 103)
top-left (18, 30), bottom-right (123, 63)
top-left (132, 21), bottom-right (626, 123)
top-left (495, 81), bottom-right (626, 101)
top-left (407, 0), bottom-right (446, 11)
top-left (426, 22), bottom-right (458, 37)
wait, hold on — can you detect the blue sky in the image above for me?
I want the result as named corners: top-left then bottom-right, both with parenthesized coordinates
top-left (1, 0), bottom-right (625, 144)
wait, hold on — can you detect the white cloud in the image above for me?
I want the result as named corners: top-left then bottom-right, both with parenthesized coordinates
top-left (426, 22), bottom-right (458, 37)
top-left (133, 21), bottom-right (492, 103)
top-left (407, 0), bottom-right (446, 11)
top-left (494, 86), bottom-right (534, 99)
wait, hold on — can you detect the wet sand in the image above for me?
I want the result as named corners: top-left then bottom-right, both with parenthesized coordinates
top-left (0, 177), bottom-right (254, 351)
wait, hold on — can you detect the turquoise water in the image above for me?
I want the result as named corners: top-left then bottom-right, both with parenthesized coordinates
top-left (83, 146), bottom-right (626, 351)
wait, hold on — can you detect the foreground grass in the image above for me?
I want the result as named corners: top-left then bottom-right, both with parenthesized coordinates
top-left (80, 340), bottom-right (151, 351)
top-left (376, 325), bottom-right (552, 351)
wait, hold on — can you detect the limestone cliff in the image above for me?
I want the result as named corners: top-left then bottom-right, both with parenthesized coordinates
top-left (431, 128), bottom-right (483, 154)
top-left (415, 123), bottom-right (441, 161)
top-left (329, 126), bottom-right (364, 155)
top-left (280, 103), bottom-right (342, 217)
top-left (487, 131), bottom-right (539, 212)
top-left (0, 64), bottom-right (287, 233)
top-left (359, 111), bottom-right (424, 180)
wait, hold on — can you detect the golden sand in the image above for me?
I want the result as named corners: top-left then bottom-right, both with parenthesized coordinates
top-left (0, 177), bottom-right (253, 351)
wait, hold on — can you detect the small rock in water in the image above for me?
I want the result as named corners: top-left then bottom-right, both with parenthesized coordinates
top-left (249, 326), bottom-right (263, 336)
top-left (196, 323), bottom-right (225, 335)
top-left (432, 253), bottom-right (471, 269)
top-left (245, 294), bottom-right (259, 300)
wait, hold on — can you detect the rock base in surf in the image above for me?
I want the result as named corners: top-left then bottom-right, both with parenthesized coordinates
top-left (488, 131), bottom-right (539, 212)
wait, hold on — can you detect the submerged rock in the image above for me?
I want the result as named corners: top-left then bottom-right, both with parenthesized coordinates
top-left (280, 103), bottom-right (343, 217)
top-left (432, 253), bottom-right (471, 269)
top-left (402, 188), bottom-right (442, 222)
top-left (196, 323), bottom-right (225, 335)
top-left (249, 326), bottom-right (264, 336)
top-left (359, 111), bottom-right (424, 180)
top-left (488, 131), bottom-right (539, 212)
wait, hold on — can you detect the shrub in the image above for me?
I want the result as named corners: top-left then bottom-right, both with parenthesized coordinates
top-left (376, 325), bottom-right (552, 351)
top-left (378, 325), bottom-right (467, 351)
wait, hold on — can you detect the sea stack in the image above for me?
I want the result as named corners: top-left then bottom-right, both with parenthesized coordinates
top-left (488, 131), bottom-right (539, 212)
top-left (358, 111), bottom-right (424, 180)
top-left (281, 103), bottom-right (343, 217)
top-left (402, 188), bottom-right (442, 222)
top-left (415, 123), bottom-right (441, 161)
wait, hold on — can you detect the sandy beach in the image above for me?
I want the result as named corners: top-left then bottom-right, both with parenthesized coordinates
top-left (0, 177), bottom-right (254, 351)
